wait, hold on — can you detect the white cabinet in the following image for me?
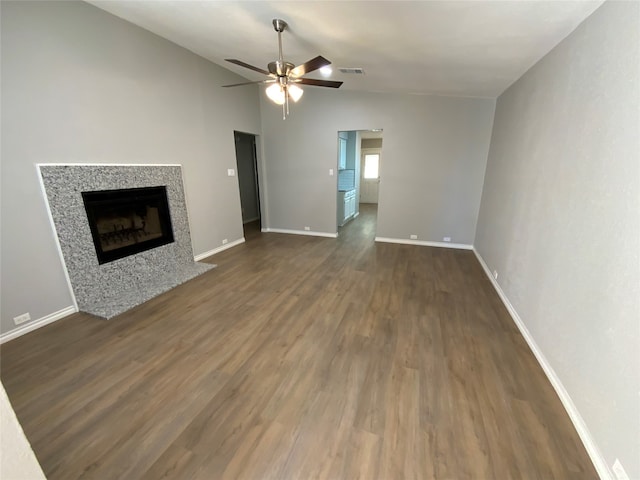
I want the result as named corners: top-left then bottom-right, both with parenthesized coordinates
top-left (337, 192), bottom-right (346, 226)
top-left (348, 193), bottom-right (356, 219)
top-left (343, 194), bottom-right (350, 221)
top-left (338, 137), bottom-right (347, 170)
top-left (338, 189), bottom-right (356, 226)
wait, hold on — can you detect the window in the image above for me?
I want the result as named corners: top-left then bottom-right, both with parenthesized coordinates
top-left (363, 154), bottom-right (379, 179)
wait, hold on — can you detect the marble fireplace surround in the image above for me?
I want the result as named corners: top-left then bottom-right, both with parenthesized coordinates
top-left (39, 164), bottom-right (214, 319)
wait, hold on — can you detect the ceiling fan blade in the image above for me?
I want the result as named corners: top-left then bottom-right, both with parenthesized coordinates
top-left (225, 59), bottom-right (273, 77)
top-left (294, 78), bottom-right (343, 88)
top-left (222, 80), bottom-right (276, 88)
top-left (290, 56), bottom-right (331, 77)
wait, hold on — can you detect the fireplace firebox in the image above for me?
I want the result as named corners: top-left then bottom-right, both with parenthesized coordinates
top-left (82, 186), bottom-right (174, 264)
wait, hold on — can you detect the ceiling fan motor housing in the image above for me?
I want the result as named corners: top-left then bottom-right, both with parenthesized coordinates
top-left (268, 61), bottom-right (295, 77)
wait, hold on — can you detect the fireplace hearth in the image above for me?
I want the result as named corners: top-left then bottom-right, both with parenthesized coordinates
top-left (82, 186), bottom-right (174, 264)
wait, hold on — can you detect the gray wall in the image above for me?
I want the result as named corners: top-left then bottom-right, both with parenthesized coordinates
top-left (475, 1), bottom-right (639, 477)
top-left (0, 1), bottom-right (261, 334)
top-left (260, 89), bottom-right (495, 240)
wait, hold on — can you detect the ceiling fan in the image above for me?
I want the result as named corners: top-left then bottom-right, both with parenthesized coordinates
top-left (223, 19), bottom-right (343, 119)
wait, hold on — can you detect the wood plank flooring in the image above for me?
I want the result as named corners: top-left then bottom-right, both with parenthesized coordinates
top-left (1, 204), bottom-right (597, 479)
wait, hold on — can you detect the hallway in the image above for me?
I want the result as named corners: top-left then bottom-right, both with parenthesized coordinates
top-left (338, 203), bottom-right (377, 243)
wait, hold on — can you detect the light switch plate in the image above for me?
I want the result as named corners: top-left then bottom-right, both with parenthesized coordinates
top-left (227, 169), bottom-right (236, 177)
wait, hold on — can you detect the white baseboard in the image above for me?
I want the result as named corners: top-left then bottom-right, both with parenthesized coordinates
top-left (193, 237), bottom-right (245, 261)
top-left (261, 228), bottom-right (338, 238)
top-left (472, 248), bottom-right (611, 480)
top-left (0, 305), bottom-right (77, 344)
top-left (374, 237), bottom-right (472, 250)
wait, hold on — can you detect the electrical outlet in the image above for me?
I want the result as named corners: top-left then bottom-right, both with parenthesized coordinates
top-left (443, 236), bottom-right (451, 242)
top-left (13, 312), bottom-right (31, 325)
top-left (304, 226), bottom-right (311, 231)
top-left (493, 270), bottom-right (499, 280)
top-left (329, 168), bottom-right (334, 176)
top-left (222, 238), bottom-right (228, 245)
top-left (410, 234), bottom-right (418, 240)
top-left (613, 459), bottom-right (629, 480)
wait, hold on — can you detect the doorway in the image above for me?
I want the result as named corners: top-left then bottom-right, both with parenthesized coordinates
top-left (336, 129), bottom-right (382, 236)
top-left (234, 131), bottom-right (261, 237)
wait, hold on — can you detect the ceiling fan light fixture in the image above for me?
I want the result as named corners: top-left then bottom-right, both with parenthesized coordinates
top-left (225, 18), bottom-right (343, 119)
top-left (288, 84), bottom-right (304, 102)
top-left (266, 83), bottom-right (285, 105)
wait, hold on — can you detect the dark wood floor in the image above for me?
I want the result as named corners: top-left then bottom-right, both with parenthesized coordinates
top-left (1, 204), bottom-right (597, 479)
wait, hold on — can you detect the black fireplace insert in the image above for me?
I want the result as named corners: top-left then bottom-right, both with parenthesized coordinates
top-left (82, 186), bottom-right (175, 264)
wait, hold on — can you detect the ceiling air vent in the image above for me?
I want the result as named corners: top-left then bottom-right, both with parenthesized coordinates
top-left (338, 67), bottom-right (365, 74)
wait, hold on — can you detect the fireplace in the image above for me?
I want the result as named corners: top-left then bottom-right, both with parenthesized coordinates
top-left (82, 186), bottom-right (175, 264)
top-left (39, 165), bottom-right (214, 319)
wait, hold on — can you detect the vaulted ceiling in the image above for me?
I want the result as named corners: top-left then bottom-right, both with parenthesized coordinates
top-left (89, 0), bottom-right (604, 98)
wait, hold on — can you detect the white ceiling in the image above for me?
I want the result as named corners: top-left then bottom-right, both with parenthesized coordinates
top-left (89, 0), bottom-right (604, 98)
